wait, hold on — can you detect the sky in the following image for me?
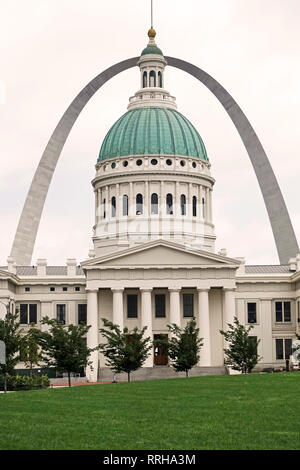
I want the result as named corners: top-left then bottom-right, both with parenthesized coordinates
top-left (0, 0), bottom-right (299, 266)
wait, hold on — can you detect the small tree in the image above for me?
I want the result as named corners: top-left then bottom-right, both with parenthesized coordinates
top-left (160, 318), bottom-right (203, 378)
top-left (40, 317), bottom-right (97, 387)
top-left (20, 325), bottom-right (43, 378)
top-left (99, 319), bottom-right (152, 382)
top-left (220, 316), bottom-right (261, 374)
top-left (0, 312), bottom-right (23, 393)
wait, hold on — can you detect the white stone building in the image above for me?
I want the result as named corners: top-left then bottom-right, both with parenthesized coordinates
top-left (1, 29), bottom-right (299, 381)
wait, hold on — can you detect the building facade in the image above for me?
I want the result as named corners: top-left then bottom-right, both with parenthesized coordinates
top-left (1, 29), bottom-right (299, 381)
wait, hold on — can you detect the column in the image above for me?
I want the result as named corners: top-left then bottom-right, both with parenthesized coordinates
top-left (86, 289), bottom-right (99, 382)
top-left (197, 289), bottom-right (211, 366)
top-left (169, 288), bottom-right (181, 327)
top-left (209, 189), bottom-right (213, 223)
top-left (188, 183), bottom-right (192, 218)
top-left (116, 183), bottom-right (120, 219)
top-left (129, 182), bottom-right (133, 216)
top-left (224, 288), bottom-right (236, 328)
top-left (206, 187), bottom-right (210, 223)
top-left (112, 289), bottom-right (124, 330)
top-left (97, 188), bottom-right (101, 224)
top-left (141, 289), bottom-right (153, 367)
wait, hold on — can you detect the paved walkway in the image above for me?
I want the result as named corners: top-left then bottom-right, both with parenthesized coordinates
top-left (50, 381), bottom-right (116, 388)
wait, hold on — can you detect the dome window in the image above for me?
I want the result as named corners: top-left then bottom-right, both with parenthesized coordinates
top-left (192, 162), bottom-right (196, 169)
top-left (143, 71), bottom-right (147, 88)
top-left (136, 159), bottom-right (143, 166)
top-left (180, 160), bottom-right (186, 167)
top-left (202, 198), bottom-right (205, 219)
top-left (136, 194), bottom-right (143, 215)
top-left (151, 159), bottom-right (158, 166)
top-left (166, 194), bottom-right (173, 215)
top-left (123, 195), bottom-right (128, 216)
top-left (149, 70), bottom-right (156, 87)
top-left (111, 197), bottom-right (116, 218)
top-left (123, 160), bottom-right (128, 167)
top-left (181, 195), bottom-right (186, 216)
top-left (151, 193), bottom-right (158, 215)
top-left (111, 162), bottom-right (116, 169)
top-left (103, 199), bottom-right (106, 219)
top-left (158, 71), bottom-right (162, 88)
top-left (193, 196), bottom-right (197, 217)
top-left (166, 159), bottom-right (172, 166)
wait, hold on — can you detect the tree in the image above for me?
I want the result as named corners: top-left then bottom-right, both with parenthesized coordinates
top-left (99, 319), bottom-right (152, 382)
top-left (40, 317), bottom-right (97, 387)
top-left (0, 312), bottom-right (23, 393)
top-left (160, 318), bottom-right (203, 378)
top-left (220, 316), bottom-right (261, 374)
top-left (20, 325), bottom-right (43, 378)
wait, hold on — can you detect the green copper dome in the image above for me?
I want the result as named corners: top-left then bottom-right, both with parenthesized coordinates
top-left (141, 45), bottom-right (163, 56)
top-left (98, 107), bottom-right (208, 162)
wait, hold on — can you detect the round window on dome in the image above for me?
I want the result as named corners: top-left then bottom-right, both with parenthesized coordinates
top-left (111, 162), bottom-right (116, 169)
top-left (123, 160), bottom-right (128, 167)
top-left (136, 159), bottom-right (143, 166)
top-left (166, 159), bottom-right (172, 166)
top-left (180, 160), bottom-right (186, 167)
top-left (192, 162), bottom-right (196, 168)
top-left (151, 159), bottom-right (158, 166)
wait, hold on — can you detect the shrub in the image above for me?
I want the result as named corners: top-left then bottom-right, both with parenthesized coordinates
top-left (0, 374), bottom-right (50, 391)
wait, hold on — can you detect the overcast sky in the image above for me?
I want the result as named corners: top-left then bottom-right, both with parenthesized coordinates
top-left (0, 0), bottom-right (299, 266)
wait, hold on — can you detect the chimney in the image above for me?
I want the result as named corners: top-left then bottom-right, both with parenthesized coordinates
top-left (67, 259), bottom-right (77, 277)
top-left (37, 259), bottom-right (47, 276)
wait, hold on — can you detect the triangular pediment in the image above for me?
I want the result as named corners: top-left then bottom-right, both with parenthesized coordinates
top-left (82, 240), bottom-right (240, 270)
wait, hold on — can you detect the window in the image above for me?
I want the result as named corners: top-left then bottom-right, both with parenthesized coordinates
top-left (103, 199), bottom-right (106, 219)
top-left (50, 287), bottom-right (55, 292)
top-left (111, 196), bottom-right (116, 217)
top-left (25, 287), bottom-right (30, 292)
top-left (63, 287), bottom-right (68, 292)
top-left (275, 301), bottom-right (291, 322)
top-left (151, 193), bottom-right (158, 215)
top-left (149, 70), bottom-right (156, 87)
top-left (20, 304), bottom-right (37, 325)
top-left (155, 294), bottom-right (166, 318)
top-left (202, 198), bottom-right (205, 219)
top-left (158, 71), bottom-right (162, 87)
top-left (276, 338), bottom-right (292, 360)
top-left (123, 195), bottom-right (128, 216)
top-left (166, 159), bottom-right (172, 166)
top-left (183, 294), bottom-right (194, 318)
top-left (57, 304), bottom-right (66, 325)
top-left (193, 196), bottom-right (197, 217)
top-left (75, 287), bottom-right (80, 292)
top-left (111, 162), bottom-right (116, 169)
top-left (166, 194), bottom-right (173, 215)
top-left (247, 303), bottom-right (257, 324)
top-left (136, 159), bottom-right (143, 166)
top-left (181, 194), bottom-right (186, 216)
top-left (180, 160), bottom-right (186, 167)
top-left (123, 160), bottom-right (128, 167)
top-left (143, 71), bottom-right (147, 88)
top-left (136, 194), bottom-right (143, 215)
top-left (151, 159), bottom-right (158, 166)
top-left (298, 301), bottom-right (300, 323)
top-left (127, 295), bottom-right (138, 318)
top-left (78, 304), bottom-right (87, 325)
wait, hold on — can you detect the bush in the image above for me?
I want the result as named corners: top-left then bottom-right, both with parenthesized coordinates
top-left (0, 374), bottom-right (50, 391)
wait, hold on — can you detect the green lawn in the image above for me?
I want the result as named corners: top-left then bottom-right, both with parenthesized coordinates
top-left (1, 373), bottom-right (300, 450)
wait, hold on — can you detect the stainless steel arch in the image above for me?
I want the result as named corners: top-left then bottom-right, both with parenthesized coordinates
top-left (10, 56), bottom-right (299, 265)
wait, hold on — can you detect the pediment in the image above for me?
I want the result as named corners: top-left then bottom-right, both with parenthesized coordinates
top-left (82, 240), bottom-right (240, 270)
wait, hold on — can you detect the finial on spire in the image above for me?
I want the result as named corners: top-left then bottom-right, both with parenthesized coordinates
top-left (151, 0), bottom-right (153, 28)
top-left (148, 1), bottom-right (156, 39)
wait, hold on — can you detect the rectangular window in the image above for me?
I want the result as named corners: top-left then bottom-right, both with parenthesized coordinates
top-left (20, 304), bottom-right (28, 324)
top-left (63, 287), bottom-right (68, 292)
top-left (298, 301), bottom-right (300, 323)
top-left (78, 304), bottom-right (87, 325)
top-left (247, 303), bottom-right (257, 324)
top-left (183, 294), bottom-right (194, 318)
top-left (25, 287), bottom-right (30, 292)
top-left (50, 287), bottom-right (55, 292)
top-left (155, 294), bottom-right (166, 318)
top-left (276, 338), bottom-right (292, 360)
top-left (275, 301), bottom-right (291, 322)
top-left (75, 287), bottom-right (80, 292)
top-left (127, 295), bottom-right (138, 318)
top-left (57, 304), bottom-right (66, 325)
top-left (29, 304), bottom-right (37, 324)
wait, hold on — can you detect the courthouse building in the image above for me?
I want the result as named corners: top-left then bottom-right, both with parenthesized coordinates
top-left (1, 30), bottom-right (300, 381)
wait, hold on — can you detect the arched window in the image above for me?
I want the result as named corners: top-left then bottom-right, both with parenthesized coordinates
top-left (151, 193), bottom-right (158, 215)
top-left (103, 199), bottom-right (106, 219)
top-left (166, 194), bottom-right (173, 215)
top-left (136, 194), bottom-right (143, 215)
top-left (149, 70), bottom-right (156, 87)
top-left (143, 71), bottom-right (147, 88)
top-left (158, 71), bottom-right (162, 88)
top-left (202, 198), bottom-right (205, 219)
top-left (123, 195), bottom-right (128, 216)
top-left (111, 197), bottom-right (116, 217)
top-left (193, 196), bottom-right (197, 217)
top-left (181, 194), bottom-right (186, 216)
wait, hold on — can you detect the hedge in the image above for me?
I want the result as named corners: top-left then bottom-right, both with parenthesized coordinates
top-left (0, 374), bottom-right (50, 391)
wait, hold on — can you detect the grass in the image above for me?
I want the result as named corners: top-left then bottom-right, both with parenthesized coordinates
top-left (1, 373), bottom-right (300, 450)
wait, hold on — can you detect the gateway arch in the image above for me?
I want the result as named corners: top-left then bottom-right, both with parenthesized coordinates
top-left (10, 56), bottom-right (299, 266)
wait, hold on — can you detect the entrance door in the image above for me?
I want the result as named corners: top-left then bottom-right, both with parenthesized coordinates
top-left (154, 334), bottom-right (168, 365)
